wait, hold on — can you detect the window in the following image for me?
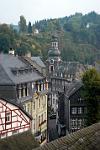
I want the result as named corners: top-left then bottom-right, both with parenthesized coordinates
top-left (45, 82), bottom-right (48, 90)
top-left (35, 82), bottom-right (38, 91)
top-left (53, 98), bottom-right (55, 104)
top-left (51, 66), bottom-right (54, 72)
top-left (41, 114), bottom-right (43, 123)
top-left (18, 89), bottom-right (21, 98)
top-left (56, 99), bottom-right (58, 105)
top-left (17, 85), bottom-right (21, 99)
top-left (84, 107), bottom-right (87, 114)
top-left (39, 84), bottom-right (41, 91)
top-left (43, 96), bottom-right (46, 108)
top-left (33, 101), bottom-right (35, 110)
top-left (52, 79), bottom-right (55, 84)
top-left (17, 84), bottom-right (29, 98)
top-left (39, 116), bottom-right (41, 125)
top-left (32, 83), bottom-right (34, 89)
top-left (71, 107), bottom-right (77, 114)
top-left (78, 97), bottom-right (83, 102)
top-left (25, 84), bottom-right (29, 96)
top-left (27, 104), bottom-right (30, 114)
top-left (61, 73), bottom-right (63, 77)
top-left (41, 83), bottom-right (43, 91)
top-left (78, 107), bottom-right (82, 114)
top-left (23, 105), bottom-right (26, 111)
top-left (50, 59), bottom-right (54, 64)
top-left (39, 99), bottom-right (40, 108)
top-left (21, 86), bottom-right (24, 97)
top-left (33, 119), bottom-right (35, 130)
top-left (43, 83), bottom-right (45, 90)
top-left (78, 119), bottom-right (82, 127)
top-left (5, 112), bottom-right (11, 123)
top-left (71, 119), bottom-right (77, 128)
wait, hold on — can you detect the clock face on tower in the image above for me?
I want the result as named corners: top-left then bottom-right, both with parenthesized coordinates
top-left (50, 59), bottom-right (54, 64)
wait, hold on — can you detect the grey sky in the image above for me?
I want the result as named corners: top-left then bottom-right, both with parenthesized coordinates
top-left (0, 0), bottom-right (100, 24)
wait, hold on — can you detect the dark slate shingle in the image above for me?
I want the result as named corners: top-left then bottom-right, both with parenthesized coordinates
top-left (0, 54), bottom-right (43, 85)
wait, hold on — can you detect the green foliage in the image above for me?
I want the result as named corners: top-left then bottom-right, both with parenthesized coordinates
top-left (34, 11), bottom-right (100, 63)
top-left (0, 24), bottom-right (16, 53)
top-left (0, 12), bottom-right (100, 63)
top-left (16, 42), bottom-right (32, 55)
top-left (82, 68), bottom-right (100, 125)
top-left (0, 33), bottom-right (10, 53)
top-left (0, 131), bottom-right (39, 150)
top-left (28, 22), bottom-right (32, 34)
top-left (19, 16), bottom-right (27, 33)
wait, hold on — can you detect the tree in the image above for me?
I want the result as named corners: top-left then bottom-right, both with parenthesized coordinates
top-left (0, 24), bottom-right (17, 53)
top-left (19, 16), bottom-right (27, 33)
top-left (28, 22), bottom-right (32, 34)
top-left (0, 33), bottom-right (10, 53)
top-left (16, 42), bottom-right (32, 56)
top-left (82, 68), bottom-right (100, 126)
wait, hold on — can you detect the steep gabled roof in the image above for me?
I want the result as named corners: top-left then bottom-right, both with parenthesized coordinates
top-left (31, 56), bottom-right (46, 68)
top-left (65, 80), bottom-right (83, 98)
top-left (0, 54), bottom-right (44, 85)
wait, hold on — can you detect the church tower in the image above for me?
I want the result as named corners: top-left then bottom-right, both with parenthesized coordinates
top-left (47, 35), bottom-right (61, 74)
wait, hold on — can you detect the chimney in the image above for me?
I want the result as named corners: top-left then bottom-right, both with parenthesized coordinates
top-left (9, 48), bottom-right (15, 55)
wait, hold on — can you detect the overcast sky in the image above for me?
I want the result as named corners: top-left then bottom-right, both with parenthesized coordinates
top-left (0, 0), bottom-right (100, 24)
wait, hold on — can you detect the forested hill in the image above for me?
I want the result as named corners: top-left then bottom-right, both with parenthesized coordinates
top-left (0, 11), bottom-right (100, 64)
top-left (34, 11), bottom-right (100, 64)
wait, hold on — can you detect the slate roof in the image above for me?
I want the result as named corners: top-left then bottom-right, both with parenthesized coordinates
top-left (31, 56), bottom-right (46, 68)
top-left (35, 122), bottom-right (100, 150)
top-left (54, 62), bottom-right (85, 79)
top-left (0, 54), bottom-right (43, 85)
top-left (65, 80), bottom-right (83, 98)
top-left (0, 64), bottom-right (14, 85)
top-left (54, 61), bottom-right (79, 75)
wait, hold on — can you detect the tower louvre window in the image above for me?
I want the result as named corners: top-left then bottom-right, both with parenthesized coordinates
top-left (51, 66), bottom-right (54, 72)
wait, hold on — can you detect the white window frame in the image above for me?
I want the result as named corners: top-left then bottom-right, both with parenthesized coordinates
top-left (78, 107), bottom-right (82, 114)
top-left (78, 119), bottom-right (82, 127)
top-left (71, 107), bottom-right (77, 114)
top-left (71, 119), bottom-right (77, 129)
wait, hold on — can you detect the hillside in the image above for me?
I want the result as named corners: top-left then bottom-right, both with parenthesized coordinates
top-left (0, 11), bottom-right (100, 64)
top-left (34, 11), bottom-right (100, 64)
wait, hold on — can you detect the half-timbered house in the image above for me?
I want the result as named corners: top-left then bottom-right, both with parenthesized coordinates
top-left (0, 97), bottom-right (32, 139)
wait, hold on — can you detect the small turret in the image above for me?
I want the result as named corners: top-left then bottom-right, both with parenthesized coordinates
top-left (47, 35), bottom-right (61, 74)
top-left (48, 35), bottom-right (60, 57)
